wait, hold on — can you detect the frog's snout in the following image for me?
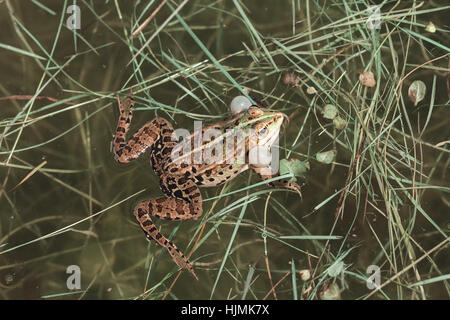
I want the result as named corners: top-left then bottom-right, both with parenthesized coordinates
top-left (277, 112), bottom-right (289, 131)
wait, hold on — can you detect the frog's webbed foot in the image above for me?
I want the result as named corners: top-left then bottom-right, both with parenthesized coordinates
top-left (117, 91), bottom-right (135, 114)
top-left (251, 166), bottom-right (302, 198)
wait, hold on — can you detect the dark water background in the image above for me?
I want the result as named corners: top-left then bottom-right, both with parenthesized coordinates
top-left (0, 1), bottom-right (449, 299)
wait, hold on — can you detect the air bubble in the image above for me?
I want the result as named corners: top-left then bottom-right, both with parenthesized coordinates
top-left (230, 96), bottom-right (252, 114)
top-left (249, 146), bottom-right (272, 167)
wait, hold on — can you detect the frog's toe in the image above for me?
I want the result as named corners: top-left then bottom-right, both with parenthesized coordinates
top-left (289, 182), bottom-right (302, 198)
top-left (117, 94), bottom-right (134, 115)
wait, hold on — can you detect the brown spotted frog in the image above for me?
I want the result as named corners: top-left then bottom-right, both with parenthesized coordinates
top-left (112, 92), bottom-right (301, 280)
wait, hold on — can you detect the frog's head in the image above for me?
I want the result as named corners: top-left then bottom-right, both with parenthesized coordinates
top-left (246, 106), bottom-right (285, 148)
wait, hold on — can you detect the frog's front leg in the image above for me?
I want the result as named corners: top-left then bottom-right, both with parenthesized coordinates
top-left (113, 94), bottom-right (173, 163)
top-left (134, 178), bottom-right (202, 280)
top-left (251, 165), bottom-right (302, 197)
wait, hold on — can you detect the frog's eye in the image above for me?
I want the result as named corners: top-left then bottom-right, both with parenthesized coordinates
top-left (259, 127), bottom-right (267, 135)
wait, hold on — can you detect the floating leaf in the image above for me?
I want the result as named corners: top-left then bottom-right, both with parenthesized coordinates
top-left (299, 269), bottom-right (311, 281)
top-left (306, 86), bottom-right (317, 95)
top-left (280, 159), bottom-right (309, 182)
top-left (359, 71), bottom-right (376, 87)
top-left (320, 283), bottom-right (341, 300)
top-left (425, 21), bottom-right (436, 33)
top-left (333, 116), bottom-right (346, 130)
top-left (408, 80), bottom-right (426, 107)
top-left (322, 104), bottom-right (338, 120)
top-left (315, 150), bottom-right (336, 164)
top-left (283, 73), bottom-right (300, 86)
top-left (327, 261), bottom-right (344, 278)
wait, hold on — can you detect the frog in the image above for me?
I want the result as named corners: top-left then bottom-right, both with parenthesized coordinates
top-left (112, 92), bottom-right (302, 280)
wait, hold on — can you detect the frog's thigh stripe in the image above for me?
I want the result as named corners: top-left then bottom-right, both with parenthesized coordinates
top-left (138, 197), bottom-right (202, 222)
top-left (113, 115), bottom-right (173, 163)
top-left (159, 178), bottom-right (203, 218)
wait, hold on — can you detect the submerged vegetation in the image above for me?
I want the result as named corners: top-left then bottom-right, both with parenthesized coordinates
top-left (0, 0), bottom-right (449, 299)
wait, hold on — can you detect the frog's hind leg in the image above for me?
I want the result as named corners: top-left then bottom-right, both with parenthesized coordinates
top-left (113, 95), bottom-right (134, 162)
top-left (133, 188), bottom-right (202, 280)
top-left (113, 94), bottom-right (173, 163)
